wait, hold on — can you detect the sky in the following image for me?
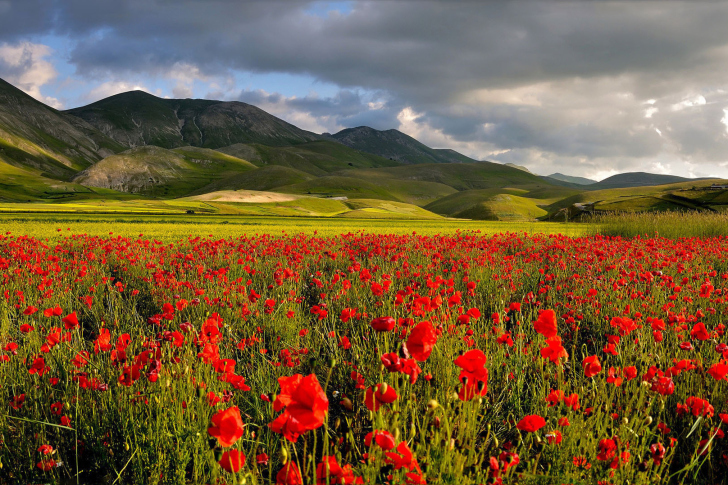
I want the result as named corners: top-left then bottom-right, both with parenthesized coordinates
top-left (2, 1), bottom-right (728, 180)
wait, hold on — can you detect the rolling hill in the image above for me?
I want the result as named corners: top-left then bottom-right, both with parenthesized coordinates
top-left (547, 173), bottom-right (597, 185)
top-left (585, 172), bottom-right (696, 190)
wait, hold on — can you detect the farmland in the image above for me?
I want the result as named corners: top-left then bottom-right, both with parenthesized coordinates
top-left (2, 219), bottom-right (728, 484)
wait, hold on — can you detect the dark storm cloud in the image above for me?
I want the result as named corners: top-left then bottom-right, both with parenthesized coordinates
top-left (4, 0), bottom-right (728, 176)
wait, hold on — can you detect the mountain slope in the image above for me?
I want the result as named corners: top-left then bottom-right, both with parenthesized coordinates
top-left (334, 161), bottom-right (558, 192)
top-left (0, 78), bottom-right (125, 180)
top-left (329, 126), bottom-right (478, 164)
top-left (73, 145), bottom-right (256, 197)
top-left (65, 91), bottom-right (323, 150)
top-left (547, 173), bottom-right (597, 185)
top-left (586, 172), bottom-right (697, 190)
top-left (216, 140), bottom-right (399, 176)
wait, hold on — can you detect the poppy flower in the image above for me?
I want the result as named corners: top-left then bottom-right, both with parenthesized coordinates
top-left (516, 415), bottom-right (546, 433)
top-left (454, 349), bottom-right (489, 400)
top-left (596, 438), bottom-right (617, 461)
top-left (540, 336), bottom-right (568, 364)
top-left (707, 362), bottom-right (728, 381)
top-left (533, 309), bottom-right (558, 338)
top-left (208, 406), bottom-right (245, 448)
top-left (582, 355), bottom-right (602, 378)
top-left (218, 450), bottom-right (246, 473)
top-left (406, 321), bottom-right (437, 361)
top-left (62, 312), bottom-right (79, 330)
top-left (364, 383), bottom-right (398, 411)
top-left (365, 430), bottom-right (396, 450)
top-left (269, 374), bottom-right (328, 442)
top-left (276, 461), bottom-right (303, 485)
top-left (371, 316), bottom-right (395, 332)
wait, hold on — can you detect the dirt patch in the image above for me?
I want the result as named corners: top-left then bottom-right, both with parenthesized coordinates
top-left (187, 190), bottom-right (303, 203)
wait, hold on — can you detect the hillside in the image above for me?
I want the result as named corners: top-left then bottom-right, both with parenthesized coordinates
top-left (586, 172), bottom-right (696, 190)
top-left (65, 91), bottom-right (323, 150)
top-left (546, 178), bottom-right (728, 218)
top-left (334, 161), bottom-right (557, 192)
top-left (0, 78), bottom-right (125, 180)
top-left (548, 173), bottom-right (596, 185)
top-left (73, 145), bottom-right (256, 197)
top-left (217, 140), bottom-right (399, 176)
top-left (328, 126), bottom-right (479, 164)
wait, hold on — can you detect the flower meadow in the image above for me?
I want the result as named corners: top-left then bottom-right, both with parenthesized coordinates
top-left (2, 231), bottom-right (728, 484)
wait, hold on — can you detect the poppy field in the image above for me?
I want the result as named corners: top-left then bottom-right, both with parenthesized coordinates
top-left (2, 228), bottom-right (728, 484)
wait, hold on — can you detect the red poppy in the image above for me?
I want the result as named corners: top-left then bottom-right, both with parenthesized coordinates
top-left (406, 321), bottom-right (437, 361)
top-left (454, 349), bottom-right (489, 400)
top-left (371, 316), bottom-right (395, 332)
top-left (540, 336), bottom-right (568, 364)
top-left (516, 415), bottom-right (546, 433)
top-left (364, 383), bottom-right (398, 411)
top-left (208, 406), bottom-right (245, 448)
top-left (276, 461), bottom-right (303, 485)
top-left (582, 355), bottom-right (602, 378)
top-left (269, 374), bottom-right (328, 442)
top-left (218, 449), bottom-right (246, 473)
top-left (533, 309), bottom-right (558, 338)
top-left (62, 312), bottom-right (79, 330)
top-left (707, 362), bottom-right (728, 381)
top-left (365, 430), bottom-right (396, 450)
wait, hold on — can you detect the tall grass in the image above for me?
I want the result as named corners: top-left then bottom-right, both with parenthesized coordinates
top-left (591, 211), bottom-right (728, 238)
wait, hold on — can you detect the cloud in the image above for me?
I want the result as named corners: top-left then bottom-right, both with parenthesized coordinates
top-left (0, 41), bottom-right (61, 108)
top-left (4, 1), bottom-right (728, 176)
top-left (237, 87), bottom-right (402, 133)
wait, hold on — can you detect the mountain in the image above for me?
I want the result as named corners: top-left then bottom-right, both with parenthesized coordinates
top-left (0, 78), bottom-right (125, 180)
top-left (547, 173), bottom-right (596, 185)
top-left (65, 91), bottom-right (323, 150)
top-left (328, 126), bottom-right (479, 164)
top-left (586, 172), bottom-right (697, 190)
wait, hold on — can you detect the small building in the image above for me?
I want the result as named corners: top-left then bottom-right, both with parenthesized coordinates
top-left (709, 184), bottom-right (728, 190)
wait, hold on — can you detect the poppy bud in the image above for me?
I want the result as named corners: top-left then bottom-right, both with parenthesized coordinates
top-left (639, 460), bottom-right (649, 472)
top-left (427, 399), bottom-right (439, 411)
top-left (280, 447), bottom-right (288, 464)
top-left (334, 417), bottom-right (341, 429)
top-left (214, 449), bottom-right (223, 462)
top-left (340, 397), bottom-right (353, 411)
top-left (621, 417), bottom-right (629, 425)
top-left (493, 437), bottom-right (499, 448)
top-left (124, 442), bottom-right (130, 451)
top-left (433, 417), bottom-right (441, 429)
top-left (327, 357), bottom-right (336, 367)
top-left (645, 416), bottom-right (653, 425)
top-left (197, 387), bottom-right (205, 398)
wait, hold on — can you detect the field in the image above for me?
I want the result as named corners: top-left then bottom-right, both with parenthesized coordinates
top-left (2, 213), bottom-right (728, 485)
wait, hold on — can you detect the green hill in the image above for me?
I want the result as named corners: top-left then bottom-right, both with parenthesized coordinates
top-left (425, 189), bottom-right (548, 221)
top-left (65, 91), bottom-right (323, 150)
top-left (336, 161), bottom-right (556, 191)
top-left (546, 179), bottom-right (728, 218)
top-left (73, 145), bottom-right (255, 197)
top-left (586, 172), bottom-right (698, 190)
top-left (216, 140), bottom-right (400, 176)
top-left (547, 173), bottom-right (597, 185)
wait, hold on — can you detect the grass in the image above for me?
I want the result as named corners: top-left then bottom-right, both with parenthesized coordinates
top-left (590, 211), bottom-right (728, 238)
top-left (0, 213), bottom-right (588, 241)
